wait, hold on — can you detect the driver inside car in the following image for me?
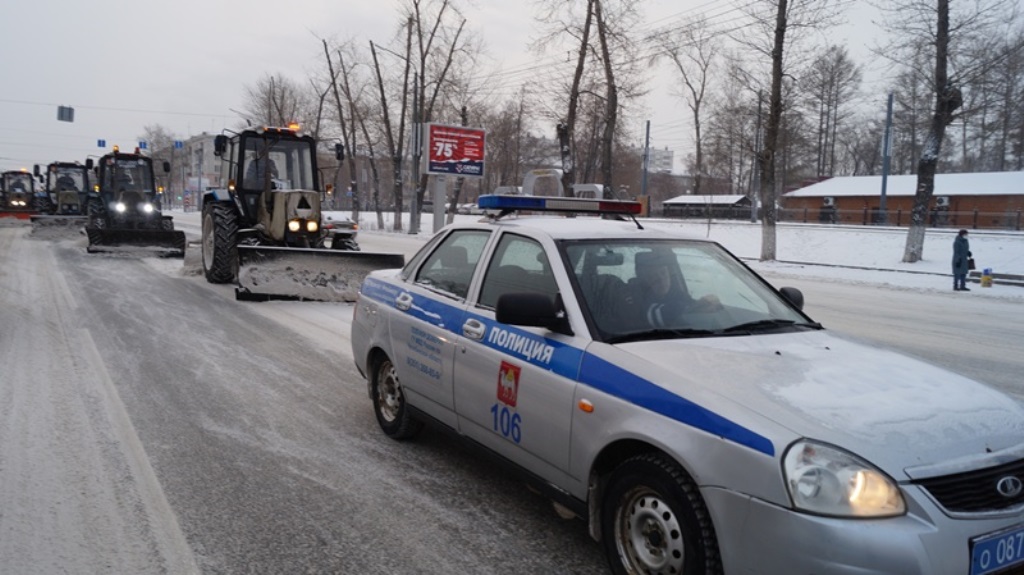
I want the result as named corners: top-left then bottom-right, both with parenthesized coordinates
top-left (625, 250), bottom-right (721, 328)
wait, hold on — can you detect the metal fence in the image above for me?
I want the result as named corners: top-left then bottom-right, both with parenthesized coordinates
top-left (659, 205), bottom-right (1024, 231)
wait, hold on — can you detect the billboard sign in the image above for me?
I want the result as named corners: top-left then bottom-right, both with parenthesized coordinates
top-left (424, 123), bottom-right (485, 177)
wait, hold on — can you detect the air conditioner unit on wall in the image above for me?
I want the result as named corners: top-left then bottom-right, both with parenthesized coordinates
top-left (936, 196), bottom-right (950, 207)
top-left (822, 196), bottom-right (835, 207)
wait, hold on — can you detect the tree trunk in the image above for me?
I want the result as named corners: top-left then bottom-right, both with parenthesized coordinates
top-left (560, 0), bottom-right (595, 197)
top-left (903, 0), bottom-right (958, 263)
top-left (594, 0), bottom-right (618, 195)
top-left (758, 0), bottom-right (788, 262)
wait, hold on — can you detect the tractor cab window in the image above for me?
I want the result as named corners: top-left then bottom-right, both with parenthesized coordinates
top-left (241, 137), bottom-right (315, 192)
top-left (102, 159), bottom-right (154, 196)
top-left (6, 173), bottom-right (33, 193)
top-left (51, 167), bottom-right (85, 192)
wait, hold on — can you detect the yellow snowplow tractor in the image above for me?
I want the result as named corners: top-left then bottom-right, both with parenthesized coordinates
top-left (85, 149), bottom-right (185, 257)
top-left (201, 125), bottom-right (404, 302)
top-left (29, 161), bottom-right (92, 229)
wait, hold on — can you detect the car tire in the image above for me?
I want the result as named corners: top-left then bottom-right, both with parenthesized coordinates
top-left (601, 453), bottom-right (721, 575)
top-left (202, 202), bottom-right (238, 284)
top-left (372, 356), bottom-right (423, 440)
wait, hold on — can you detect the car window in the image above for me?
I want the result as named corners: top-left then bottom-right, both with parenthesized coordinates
top-left (478, 233), bottom-right (558, 309)
top-left (415, 230), bottom-right (491, 299)
top-left (564, 240), bottom-right (806, 338)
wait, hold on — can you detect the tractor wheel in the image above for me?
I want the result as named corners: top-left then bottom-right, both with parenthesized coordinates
top-left (202, 202), bottom-right (239, 284)
top-left (87, 198), bottom-right (107, 229)
top-left (35, 197), bottom-right (54, 214)
top-left (161, 217), bottom-right (175, 231)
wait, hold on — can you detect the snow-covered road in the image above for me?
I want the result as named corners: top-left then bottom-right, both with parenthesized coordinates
top-left (2, 212), bottom-right (1023, 573)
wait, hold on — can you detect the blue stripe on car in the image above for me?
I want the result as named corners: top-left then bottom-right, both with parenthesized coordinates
top-left (361, 276), bottom-right (775, 456)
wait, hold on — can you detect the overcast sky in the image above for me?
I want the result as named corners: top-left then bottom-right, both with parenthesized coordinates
top-left (0, 0), bottom-right (881, 173)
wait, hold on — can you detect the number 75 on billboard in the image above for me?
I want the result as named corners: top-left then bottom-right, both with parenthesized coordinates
top-left (424, 123), bottom-right (486, 177)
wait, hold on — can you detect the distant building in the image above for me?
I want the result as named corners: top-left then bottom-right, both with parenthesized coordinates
top-left (662, 194), bottom-right (751, 219)
top-left (646, 147), bottom-right (674, 174)
top-left (782, 172), bottom-right (1024, 230)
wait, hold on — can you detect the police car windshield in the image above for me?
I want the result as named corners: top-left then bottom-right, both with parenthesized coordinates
top-left (564, 240), bottom-right (811, 341)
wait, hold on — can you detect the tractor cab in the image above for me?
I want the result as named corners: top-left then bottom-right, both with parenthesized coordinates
top-left (2, 170), bottom-right (36, 210)
top-left (39, 162), bottom-right (91, 215)
top-left (214, 126), bottom-right (324, 245)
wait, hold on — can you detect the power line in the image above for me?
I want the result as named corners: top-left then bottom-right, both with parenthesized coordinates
top-left (0, 98), bottom-right (231, 120)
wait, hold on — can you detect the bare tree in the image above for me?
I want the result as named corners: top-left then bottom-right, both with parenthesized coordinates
top-left (370, 20), bottom-right (415, 231)
top-left (652, 16), bottom-right (721, 196)
top-left (802, 45), bottom-right (862, 177)
top-left (242, 73), bottom-right (312, 127)
top-left (534, 0), bottom-right (645, 196)
top-left (733, 0), bottom-right (843, 261)
top-left (875, 0), bottom-right (1021, 262)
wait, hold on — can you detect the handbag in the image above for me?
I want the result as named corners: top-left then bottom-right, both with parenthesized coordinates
top-left (968, 257), bottom-right (976, 270)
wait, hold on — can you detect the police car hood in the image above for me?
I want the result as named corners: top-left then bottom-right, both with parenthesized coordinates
top-left (618, 329), bottom-right (1024, 477)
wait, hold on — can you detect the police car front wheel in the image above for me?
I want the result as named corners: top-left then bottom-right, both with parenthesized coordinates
top-left (602, 453), bottom-right (722, 575)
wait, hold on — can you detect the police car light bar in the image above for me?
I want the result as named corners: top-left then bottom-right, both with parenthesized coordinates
top-left (477, 194), bottom-right (642, 215)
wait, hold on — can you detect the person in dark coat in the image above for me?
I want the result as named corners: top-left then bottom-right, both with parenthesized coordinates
top-left (952, 229), bottom-right (972, 291)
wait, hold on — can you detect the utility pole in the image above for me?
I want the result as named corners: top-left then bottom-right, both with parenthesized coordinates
top-left (641, 120), bottom-right (650, 199)
top-left (410, 72), bottom-right (421, 234)
top-left (879, 91), bottom-right (894, 225)
top-left (751, 90), bottom-right (763, 223)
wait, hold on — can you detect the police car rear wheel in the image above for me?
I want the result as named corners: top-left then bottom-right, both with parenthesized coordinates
top-left (602, 454), bottom-right (721, 575)
top-left (372, 357), bottom-right (423, 440)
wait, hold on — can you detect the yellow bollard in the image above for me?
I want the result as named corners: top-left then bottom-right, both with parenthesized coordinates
top-left (981, 267), bottom-right (993, 288)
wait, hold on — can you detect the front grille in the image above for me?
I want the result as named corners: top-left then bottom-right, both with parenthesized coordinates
top-left (915, 459), bottom-right (1024, 513)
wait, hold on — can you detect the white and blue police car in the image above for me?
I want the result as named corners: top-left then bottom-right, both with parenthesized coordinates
top-left (351, 194), bottom-right (1024, 575)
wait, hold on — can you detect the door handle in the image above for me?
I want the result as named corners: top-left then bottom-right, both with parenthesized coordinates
top-left (462, 318), bottom-right (486, 340)
top-left (395, 292), bottom-right (413, 311)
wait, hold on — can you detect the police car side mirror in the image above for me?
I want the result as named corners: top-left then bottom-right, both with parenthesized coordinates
top-left (779, 286), bottom-right (804, 311)
top-left (496, 293), bottom-right (572, 336)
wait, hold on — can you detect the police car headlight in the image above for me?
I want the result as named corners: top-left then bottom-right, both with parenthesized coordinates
top-left (306, 220), bottom-right (318, 233)
top-left (115, 202), bottom-right (127, 213)
top-left (783, 440), bottom-right (905, 517)
top-left (288, 219), bottom-right (301, 232)
top-left (141, 203), bottom-right (154, 214)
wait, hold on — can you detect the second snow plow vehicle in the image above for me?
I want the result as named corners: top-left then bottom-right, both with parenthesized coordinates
top-left (201, 125), bottom-right (403, 302)
top-left (30, 161), bottom-right (92, 228)
top-left (86, 147), bottom-right (185, 257)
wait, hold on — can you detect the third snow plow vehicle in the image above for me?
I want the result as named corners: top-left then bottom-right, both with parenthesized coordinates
top-left (201, 125), bottom-right (403, 302)
top-left (86, 147), bottom-right (185, 257)
top-left (1, 169), bottom-right (40, 220)
top-left (30, 161), bottom-right (92, 228)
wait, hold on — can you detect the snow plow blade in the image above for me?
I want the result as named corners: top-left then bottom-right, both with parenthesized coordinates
top-left (30, 214), bottom-right (88, 228)
top-left (86, 228), bottom-right (187, 258)
top-left (235, 245), bottom-right (405, 303)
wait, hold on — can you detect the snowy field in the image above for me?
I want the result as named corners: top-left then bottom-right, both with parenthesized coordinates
top-left (309, 210), bottom-right (1024, 299)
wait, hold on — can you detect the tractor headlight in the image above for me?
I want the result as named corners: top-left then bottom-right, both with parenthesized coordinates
top-left (141, 203), bottom-right (154, 214)
top-left (783, 440), bottom-right (905, 517)
top-left (306, 220), bottom-right (318, 233)
top-left (288, 219), bottom-right (301, 232)
top-left (115, 202), bottom-right (127, 213)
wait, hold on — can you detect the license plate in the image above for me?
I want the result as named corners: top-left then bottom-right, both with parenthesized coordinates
top-left (972, 524), bottom-right (1024, 575)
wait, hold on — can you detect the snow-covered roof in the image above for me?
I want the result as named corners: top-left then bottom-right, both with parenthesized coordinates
top-left (663, 194), bottom-right (748, 205)
top-left (784, 171), bottom-right (1024, 198)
